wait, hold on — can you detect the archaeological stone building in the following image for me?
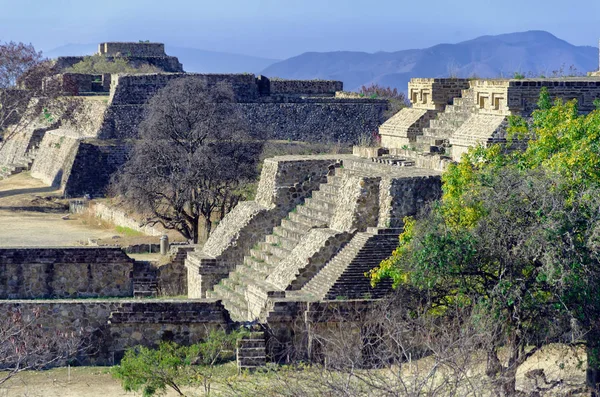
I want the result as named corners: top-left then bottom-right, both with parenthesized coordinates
top-left (0, 42), bottom-right (387, 196)
top-left (2, 44), bottom-right (600, 368)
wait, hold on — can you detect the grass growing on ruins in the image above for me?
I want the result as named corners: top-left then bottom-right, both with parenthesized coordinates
top-left (114, 225), bottom-right (144, 237)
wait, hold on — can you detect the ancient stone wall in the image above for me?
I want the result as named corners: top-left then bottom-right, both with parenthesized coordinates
top-left (268, 79), bottom-right (343, 96)
top-left (507, 79), bottom-right (600, 115)
top-left (91, 202), bottom-right (163, 236)
top-left (63, 139), bottom-right (132, 197)
top-left (42, 74), bottom-right (111, 95)
top-left (409, 78), bottom-right (470, 111)
top-left (377, 175), bottom-right (443, 227)
top-left (329, 174), bottom-right (381, 232)
top-left (109, 74), bottom-right (259, 106)
top-left (0, 299), bottom-right (229, 365)
top-left (100, 74), bottom-right (386, 142)
top-left (99, 42), bottom-right (166, 57)
top-left (0, 248), bottom-right (133, 299)
top-left (241, 100), bottom-right (386, 142)
top-left (30, 131), bottom-right (80, 187)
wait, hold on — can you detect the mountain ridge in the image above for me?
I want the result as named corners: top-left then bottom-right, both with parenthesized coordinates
top-left (262, 30), bottom-right (599, 91)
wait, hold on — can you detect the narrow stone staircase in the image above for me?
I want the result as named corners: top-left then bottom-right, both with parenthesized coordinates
top-left (416, 88), bottom-right (475, 152)
top-left (236, 329), bottom-right (266, 371)
top-left (133, 261), bottom-right (158, 298)
top-left (0, 147), bottom-right (39, 180)
top-left (300, 228), bottom-right (400, 301)
top-left (208, 170), bottom-right (344, 321)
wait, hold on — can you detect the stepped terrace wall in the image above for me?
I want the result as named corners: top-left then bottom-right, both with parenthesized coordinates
top-left (0, 247), bottom-right (133, 299)
top-left (99, 42), bottom-right (166, 57)
top-left (63, 139), bottom-right (133, 197)
top-left (0, 299), bottom-right (230, 365)
top-left (100, 74), bottom-right (386, 142)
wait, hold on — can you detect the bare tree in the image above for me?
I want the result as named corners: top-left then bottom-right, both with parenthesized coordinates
top-left (0, 307), bottom-right (90, 386)
top-left (0, 41), bottom-right (83, 151)
top-left (112, 77), bottom-right (264, 243)
top-left (0, 41), bottom-right (44, 140)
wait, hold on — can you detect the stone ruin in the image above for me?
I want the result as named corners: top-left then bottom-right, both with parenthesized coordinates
top-left (53, 41), bottom-right (184, 73)
top-left (0, 42), bottom-right (387, 196)
top-left (2, 44), bottom-right (600, 369)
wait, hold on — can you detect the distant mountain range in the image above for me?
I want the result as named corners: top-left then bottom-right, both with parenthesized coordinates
top-left (262, 31), bottom-right (600, 91)
top-left (45, 31), bottom-right (600, 92)
top-left (43, 44), bottom-right (280, 74)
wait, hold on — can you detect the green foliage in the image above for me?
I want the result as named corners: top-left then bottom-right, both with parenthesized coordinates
top-left (111, 329), bottom-right (247, 396)
top-left (371, 89), bottom-right (600, 386)
top-left (115, 225), bottom-right (143, 237)
top-left (513, 72), bottom-right (525, 79)
top-left (65, 54), bottom-right (160, 74)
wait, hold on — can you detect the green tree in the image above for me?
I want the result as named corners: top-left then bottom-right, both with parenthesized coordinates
top-left (65, 54), bottom-right (160, 74)
top-left (371, 89), bottom-right (600, 394)
top-left (111, 329), bottom-right (246, 396)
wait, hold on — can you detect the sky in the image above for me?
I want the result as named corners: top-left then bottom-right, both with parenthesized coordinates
top-left (1, 0), bottom-right (599, 60)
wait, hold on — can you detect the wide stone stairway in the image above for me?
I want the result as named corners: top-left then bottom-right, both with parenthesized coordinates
top-left (416, 88), bottom-right (475, 152)
top-left (300, 227), bottom-right (398, 301)
top-left (207, 170), bottom-right (344, 321)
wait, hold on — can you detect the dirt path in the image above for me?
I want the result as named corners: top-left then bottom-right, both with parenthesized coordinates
top-left (0, 173), bottom-right (118, 246)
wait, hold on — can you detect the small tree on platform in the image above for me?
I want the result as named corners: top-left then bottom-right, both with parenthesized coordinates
top-left (112, 77), bottom-right (264, 243)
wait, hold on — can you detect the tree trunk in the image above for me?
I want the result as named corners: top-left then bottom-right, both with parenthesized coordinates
top-left (192, 217), bottom-right (200, 244)
top-left (587, 332), bottom-right (600, 396)
top-left (486, 346), bottom-right (519, 396)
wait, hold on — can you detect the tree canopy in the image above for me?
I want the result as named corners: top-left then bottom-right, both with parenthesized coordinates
top-left (112, 77), bottom-right (264, 243)
top-left (371, 88), bottom-right (600, 394)
top-left (65, 54), bottom-right (161, 74)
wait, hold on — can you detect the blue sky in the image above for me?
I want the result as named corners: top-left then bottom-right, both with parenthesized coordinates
top-left (1, 0), bottom-right (599, 59)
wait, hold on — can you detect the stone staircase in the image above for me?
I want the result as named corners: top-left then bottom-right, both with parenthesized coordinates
top-left (300, 227), bottom-right (399, 301)
top-left (416, 88), bottom-right (475, 153)
top-left (207, 170), bottom-right (344, 321)
top-left (236, 329), bottom-right (267, 371)
top-left (0, 147), bottom-right (39, 180)
top-left (133, 261), bottom-right (158, 298)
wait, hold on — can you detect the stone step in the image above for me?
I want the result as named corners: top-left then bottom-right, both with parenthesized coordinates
top-left (258, 242), bottom-right (291, 259)
top-left (288, 212), bottom-right (329, 229)
top-left (295, 205), bottom-right (333, 223)
top-left (319, 183), bottom-right (340, 196)
top-left (304, 197), bottom-right (336, 212)
top-left (244, 256), bottom-right (274, 274)
top-left (326, 174), bottom-right (342, 186)
top-left (272, 225), bottom-right (305, 242)
top-left (280, 218), bottom-right (312, 234)
top-left (265, 234), bottom-right (298, 251)
top-left (311, 189), bottom-right (337, 203)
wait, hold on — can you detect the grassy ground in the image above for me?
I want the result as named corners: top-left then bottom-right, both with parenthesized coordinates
top-left (0, 344), bottom-right (588, 396)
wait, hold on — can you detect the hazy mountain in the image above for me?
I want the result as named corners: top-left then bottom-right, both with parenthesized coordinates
top-left (43, 44), bottom-right (280, 74)
top-left (262, 31), bottom-right (599, 91)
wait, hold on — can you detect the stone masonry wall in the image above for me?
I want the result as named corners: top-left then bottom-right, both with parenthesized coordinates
top-left (409, 78), bottom-right (470, 111)
top-left (30, 131), bottom-right (80, 187)
top-left (377, 175), bottom-right (443, 228)
top-left (0, 299), bottom-right (230, 365)
top-left (91, 202), bottom-right (163, 236)
top-left (0, 248), bottom-right (133, 299)
top-left (268, 79), bottom-right (343, 96)
top-left (63, 139), bottom-right (132, 197)
top-left (330, 174), bottom-right (381, 232)
top-left (100, 74), bottom-right (386, 142)
top-left (99, 42), bottom-right (166, 57)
